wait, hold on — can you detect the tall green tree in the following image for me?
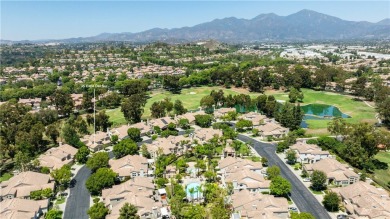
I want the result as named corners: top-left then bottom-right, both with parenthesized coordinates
top-left (119, 203), bottom-right (140, 219)
top-left (95, 110), bottom-right (112, 132)
top-left (322, 191), bottom-right (340, 212)
top-left (127, 128), bottom-right (142, 142)
top-left (46, 123), bottom-right (59, 144)
top-left (113, 139), bottom-right (139, 158)
top-left (266, 165), bottom-right (281, 180)
top-left (121, 94), bottom-right (146, 123)
top-left (173, 100), bottom-right (187, 115)
top-left (50, 89), bottom-right (74, 116)
top-left (86, 168), bottom-right (117, 195)
top-left (310, 170), bottom-right (327, 191)
top-left (75, 146), bottom-right (90, 164)
top-left (270, 176), bottom-right (291, 197)
top-left (86, 152), bottom-right (109, 172)
top-left (87, 201), bottom-right (109, 219)
top-left (51, 164), bottom-right (72, 188)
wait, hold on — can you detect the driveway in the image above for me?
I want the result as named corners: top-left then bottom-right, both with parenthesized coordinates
top-left (238, 134), bottom-right (331, 219)
top-left (63, 165), bottom-right (91, 219)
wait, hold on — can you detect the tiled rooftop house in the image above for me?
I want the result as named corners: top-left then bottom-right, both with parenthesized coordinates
top-left (304, 158), bottom-right (359, 186)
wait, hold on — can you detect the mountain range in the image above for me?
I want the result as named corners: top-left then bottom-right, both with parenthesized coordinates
top-left (3, 10), bottom-right (390, 44)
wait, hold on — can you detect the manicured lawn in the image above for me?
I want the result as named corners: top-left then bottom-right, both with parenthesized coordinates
top-left (0, 173), bottom-right (12, 182)
top-left (55, 197), bottom-right (66, 204)
top-left (373, 152), bottom-right (390, 189)
top-left (266, 88), bottom-right (377, 134)
top-left (309, 187), bottom-right (324, 195)
top-left (107, 86), bottom-right (261, 126)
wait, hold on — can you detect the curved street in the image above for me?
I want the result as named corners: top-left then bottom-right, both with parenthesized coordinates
top-left (237, 134), bottom-right (332, 219)
top-left (63, 165), bottom-right (91, 219)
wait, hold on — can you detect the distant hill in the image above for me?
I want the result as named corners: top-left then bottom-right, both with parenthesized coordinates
top-left (2, 9), bottom-right (390, 44)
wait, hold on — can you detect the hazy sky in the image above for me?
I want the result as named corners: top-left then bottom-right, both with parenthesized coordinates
top-left (1, 1), bottom-right (389, 40)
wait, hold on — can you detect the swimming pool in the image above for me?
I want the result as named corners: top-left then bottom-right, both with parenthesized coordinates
top-left (186, 182), bottom-right (202, 199)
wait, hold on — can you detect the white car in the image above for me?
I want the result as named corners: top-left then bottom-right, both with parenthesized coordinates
top-left (303, 178), bottom-right (310, 182)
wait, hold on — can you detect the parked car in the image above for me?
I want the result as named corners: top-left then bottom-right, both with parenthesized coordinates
top-left (303, 178), bottom-right (311, 182)
top-left (337, 214), bottom-right (348, 219)
top-left (288, 207), bottom-right (298, 212)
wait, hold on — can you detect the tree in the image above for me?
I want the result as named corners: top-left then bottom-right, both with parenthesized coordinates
top-left (266, 165), bottom-right (281, 180)
top-left (265, 95), bottom-right (277, 117)
top-left (127, 128), bottom-right (142, 142)
top-left (150, 102), bottom-right (166, 118)
top-left (45, 209), bottom-right (63, 219)
top-left (322, 191), bottom-right (340, 212)
top-left (86, 168), bottom-right (117, 195)
top-left (256, 95), bottom-right (268, 112)
top-left (178, 118), bottom-right (190, 129)
top-left (51, 165), bottom-right (72, 188)
top-left (261, 157), bottom-right (268, 166)
top-left (87, 201), bottom-right (109, 219)
top-left (95, 110), bottom-right (112, 132)
top-left (75, 146), bottom-right (90, 164)
top-left (200, 95), bottom-right (215, 113)
top-left (141, 144), bottom-right (151, 158)
top-left (113, 139), bottom-right (139, 158)
top-left (46, 124), bottom-right (59, 144)
top-left (246, 70), bottom-right (263, 92)
top-left (377, 96), bottom-right (390, 125)
top-left (173, 100), bottom-right (187, 115)
top-left (86, 152), bottom-right (109, 172)
top-left (181, 204), bottom-right (206, 219)
top-left (195, 114), bottom-right (213, 128)
top-left (291, 212), bottom-right (315, 219)
top-left (161, 97), bottom-right (174, 113)
top-left (121, 94), bottom-right (146, 124)
top-left (310, 170), bottom-right (327, 191)
top-left (62, 123), bottom-right (80, 147)
top-left (289, 87), bottom-right (304, 103)
top-left (119, 203), bottom-right (140, 219)
top-left (163, 75), bottom-right (182, 93)
top-left (82, 92), bottom-right (93, 111)
top-left (50, 89), bottom-right (74, 116)
top-left (111, 135), bottom-right (118, 144)
top-left (270, 176), bottom-right (291, 197)
top-left (235, 119), bottom-right (253, 131)
top-left (286, 149), bottom-right (297, 164)
top-left (15, 151), bottom-right (31, 172)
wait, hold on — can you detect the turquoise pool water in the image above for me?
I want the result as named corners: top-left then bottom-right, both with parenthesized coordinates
top-left (186, 182), bottom-right (201, 199)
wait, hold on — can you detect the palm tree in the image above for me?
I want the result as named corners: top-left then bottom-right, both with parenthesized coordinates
top-left (189, 187), bottom-right (196, 204)
top-left (196, 185), bottom-right (203, 201)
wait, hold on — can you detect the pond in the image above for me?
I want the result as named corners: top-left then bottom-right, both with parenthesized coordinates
top-left (300, 104), bottom-right (351, 128)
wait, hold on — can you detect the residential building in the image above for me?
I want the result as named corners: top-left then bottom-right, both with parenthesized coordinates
top-left (81, 131), bottom-right (110, 152)
top-left (18, 98), bottom-right (42, 110)
top-left (289, 142), bottom-right (330, 164)
top-left (257, 122), bottom-right (289, 139)
top-left (109, 155), bottom-right (152, 180)
top-left (102, 178), bottom-right (169, 219)
top-left (332, 181), bottom-right (390, 219)
top-left (303, 158), bottom-right (359, 186)
top-left (238, 112), bottom-right (267, 126)
top-left (192, 128), bottom-right (222, 143)
top-left (225, 169), bottom-right (270, 193)
top-left (214, 108), bottom-right (236, 119)
top-left (0, 198), bottom-right (49, 219)
top-left (0, 172), bottom-right (54, 201)
top-left (175, 111), bottom-right (205, 125)
top-left (231, 190), bottom-right (289, 219)
top-left (38, 143), bottom-right (77, 170)
top-left (145, 135), bottom-right (191, 158)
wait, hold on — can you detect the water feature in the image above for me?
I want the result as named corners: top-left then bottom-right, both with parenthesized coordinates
top-left (301, 104), bottom-right (350, 119)
top-left (300, 104), bottom-right (350, 128)
top-left (186, 182), bottom-right (202, 200)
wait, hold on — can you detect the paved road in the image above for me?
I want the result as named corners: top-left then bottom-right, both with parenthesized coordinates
top-left (64, 166), bottom-right (91, 219)
top-left (238, 134), bottom-right (331, 219)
